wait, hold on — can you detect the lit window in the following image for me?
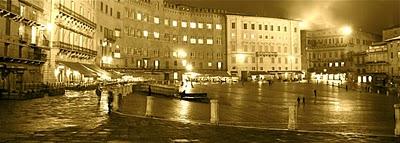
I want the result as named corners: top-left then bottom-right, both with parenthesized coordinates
top-left (136, 13), bottom-right (142, 20)
top-left (335, 62), bottom-right (339, 67)
top-left (164, 19), bottom-right (169, 25)
top-left (217, 62), bottom-right (222, 70)
top-left (208, 62), bottom-right (212, 67)
top-left (183, 35), bottom-right (187, 41)
top-left (251, 34), bottom-right (255, 39)
top-left (231, 33), bottom-right (236, 37)
top-left (216, 24), bottom-right (222, 30)
top-left (190, 22), bottom-right (196, 28)
top-left (154, 32), bottom-right (159, 38)
top-left (172, 20), bottom-right (177, 27)
top-left (198, 38), bottom-right (204, 44)
top-left (341, 62), bottom-right (345, 66)
top-left (190, 38), bottom-right (196, 44)
top-left (206, 23), bottom-right (212, 29)
top-left (329, 63), bottom-right (332, 67)
top-left (207, 39), bottom-right (213, 44)
top-left (181, 21), bottom-right (187, 28)
top-left (154, 17), bottom-right (159, 24)
top-left (243, 34), bottom-right (247, 39)
top-left (143, 30), bottom-right (148, 37)
top-left (115, 29), bottom-right (121, 37)
top-left (198, 23), bottom-right (203, 29)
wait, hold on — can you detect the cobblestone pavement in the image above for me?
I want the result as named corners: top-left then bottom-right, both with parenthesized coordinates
top-left (0, 90), bottom-right (399, 142)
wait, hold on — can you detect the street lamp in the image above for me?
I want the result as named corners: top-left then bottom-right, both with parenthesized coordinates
top-left (340, 25), bottom-right (352, 36)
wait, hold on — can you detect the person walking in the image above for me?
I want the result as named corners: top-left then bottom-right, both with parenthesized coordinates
top-left (148, 85), bottom-right (152, 96)
top-left (107, 90), bottom-right (114, 114)
top-left (95, 86), bottom-right (102, 103)
top-left (303, 97), bottom-right (305, 104)
top-left (297, 97), bottom-right (300, 104)
top-left (314, 89), bottom-right (317, 97)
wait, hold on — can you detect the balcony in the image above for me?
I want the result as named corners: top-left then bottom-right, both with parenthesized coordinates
top-left (58, 4), bottom-right (96, 29)
top-left (54, 41), bottom-right (97, 57)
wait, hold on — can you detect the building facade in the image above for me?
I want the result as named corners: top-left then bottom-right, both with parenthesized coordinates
top-left (94, 0), bottom-right (227, 80)
top-left (226, 15), bottom-right (302, 80)
top-left (44, 0), bottom-right (99, 83)
top-left (303, 27), bottom-right (380, 83)
top-left (0, 0), bottom-right (48, 94)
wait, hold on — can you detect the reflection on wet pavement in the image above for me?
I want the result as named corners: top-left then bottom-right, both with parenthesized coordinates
top-left (121, 81), bottom-right (398, 135)
top-left (0, 90), bottom-right (108, 133)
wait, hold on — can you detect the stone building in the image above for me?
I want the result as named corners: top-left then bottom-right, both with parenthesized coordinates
top-left (96, 0), bottom-right (227, 80)
top-left (303, 26), bottom-right (380, 83)
top-left (0, 0), bottom-right (48, 95)
top-left (226, 14), bottom-right (302, 80)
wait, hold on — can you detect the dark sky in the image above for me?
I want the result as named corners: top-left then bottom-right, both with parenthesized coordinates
top-left (167, 0), bottom-right (400, 35)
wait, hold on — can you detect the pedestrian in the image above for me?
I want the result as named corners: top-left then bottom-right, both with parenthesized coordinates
top-left (303, 97), bottom-right (305, 104)
top-left (107, 90), bottom-right (114, 114)
top-left (314, 89), bottom-right (317, 97)
top-left (297, 97), bottom-right (300, 104)
top-left (148, 85), bottom-right (152, 96)
top-left (346, 85), bottom-right (348, 91)
top-left (95, 86), bottom-right (102, 103)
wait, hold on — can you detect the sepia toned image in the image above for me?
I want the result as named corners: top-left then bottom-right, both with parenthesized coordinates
top-left (0, 0), bottom-right (399, 142)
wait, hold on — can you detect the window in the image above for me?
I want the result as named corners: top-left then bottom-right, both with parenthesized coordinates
top-left (207, 38), bottom-right (213, 44)
top-left (244, 23), bottom-right (247, 29)
top-left (164, 19), bottom-right (169, 25)
top-left (208, 62), bottom-right (212, 67)
top-left (71, 1), bottom-right (75, 11)
top-left (190, 37), bottom-right (196, 44)
top-left (154, 32), bottom-right (159, 38)
top-left (232, 22), bottom-right (236, 29)
top-left (271, 58), bottom-right (275, 63)
top-left (277, 26), bottom-right (280, 31)
top-left (252, 57), bottom-right (255, 63)
top-left (270, 25), bottom-right (273, 31)
top-left (260, 57), bottom-right (263, 63)
top-left (294, 27), bottom-right (297, 32)
top-left (284, 26), bottom-right (287, 32)
top-left (217, 62), bottom-right (222, 70)
top-left (136, 13), bottom-right (142, 20)
top-left (190, 22), bottom-right (196, 28)
top-left (154, 17), bottom-right (160, 24)
top-left (198, 38), bottom-right (204, 44)
top-left (206, 23), bottom-right (212, 29)
top-left (110, 8), bottom-right (113, 16)
top-left (172, 20), bottom-right (178, 27)
top-left (264, 25), bottom-right (268, 30)
top-left (216, 24), bottom-right (222, 30)
top-left (181, 21), bottom-right (187, 28)
top-left (259, 24), bottom-right (262, 30)
top-left (183, 35), bottom-right (188, 42)
top-left (115, 29), bottom-right (121, 37)
top-left (251, 24), bottom-right (255, 30)
top-left (100, 2), bottom-right (103, 11)
top-left (198, 23), bottom-right (203, 28)
top-left (143, 30), bottom-right (148, 37)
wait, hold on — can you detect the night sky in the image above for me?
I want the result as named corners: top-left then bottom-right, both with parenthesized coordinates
top-left (167, 0), bottom-right (400, 35)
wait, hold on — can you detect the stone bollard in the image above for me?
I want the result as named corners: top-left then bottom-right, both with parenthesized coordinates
top-left (387, 90), bottom-right (390, 96)
top-left (145, 96), bottom-right (154, 117)
top-left (378, 90), bottom-right (380, 94)
top-left (210, 100), bottom-right (219, 124)
top-left (395, 104), bottom-right (400, 135)
top-left (288, 104), bottom-right (298, 130)
top-left (113, 93), bottom-right (119, 112)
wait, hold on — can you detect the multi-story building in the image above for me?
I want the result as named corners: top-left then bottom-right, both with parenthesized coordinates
top-left (98, 0), bottom-right (227, 80)
top-left (226, 15), bottom-right (302, 80)
top-left (383, 26), bottom-right (400, 41)
top-left (0, 0), bottom-right (48, 94)
top-left (303, 26), bottom-right (380, 83)
top-left (44, 0), bottom-right (100, 83)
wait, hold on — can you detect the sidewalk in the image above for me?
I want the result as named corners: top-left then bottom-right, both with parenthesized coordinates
top-left (0, 90), bottom-right (398, 142)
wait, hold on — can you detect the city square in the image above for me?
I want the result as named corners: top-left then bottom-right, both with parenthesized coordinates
top-left (0, 0), bottom-right (400, 142)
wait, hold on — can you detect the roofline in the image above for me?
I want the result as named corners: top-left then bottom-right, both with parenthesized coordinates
top-left (225, 13), bottom-right (301, 22)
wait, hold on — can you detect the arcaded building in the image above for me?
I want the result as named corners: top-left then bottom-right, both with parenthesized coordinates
top-left (226, 15), bottom-right (302, 80)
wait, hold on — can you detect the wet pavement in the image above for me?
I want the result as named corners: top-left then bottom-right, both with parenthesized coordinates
top-left (0, 83), bottom-right (399, 142)
top-left (122, 81), bottom-right (399, 135)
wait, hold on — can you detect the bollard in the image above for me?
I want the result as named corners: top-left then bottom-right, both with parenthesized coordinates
top-left (387, 90), bottom-right (389, 96)
top-left (210, 100), bottom-right (219, 124)
top-left (113, 93), bottom-right (119, 112)
top-left (378, 90), bottom-right (380, 94)
top-left (395, 104), bottom-right (400, 135)
top-left (288, 104), bottom-right (297, 130)
top-left (145, 96), bottom-right (154, 117)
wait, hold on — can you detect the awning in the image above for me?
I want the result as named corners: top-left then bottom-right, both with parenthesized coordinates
top-left (249, 71), bottom-right (268, 75)
top-left (58, 61), bottom-right (97, 77)
top-left (198, 71), bottom-right (231, 77)
top-left (82, 64), bottom-right (122, 79)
